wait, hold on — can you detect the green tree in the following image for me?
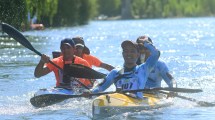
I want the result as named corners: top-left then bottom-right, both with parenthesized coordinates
top-left (26, 0), bottom-right (58, 27)
top-left (78, 0), bottom-right (97, 25)
top-left (97, 0), bottom-right (121, 17)
top-left (0, 0), bottom-right (27, 29)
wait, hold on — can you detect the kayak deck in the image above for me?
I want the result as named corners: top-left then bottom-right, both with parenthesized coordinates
top-left (30, 88), bottom-right (75, 107)
top-left (92, 93), bottom-right (172, 118)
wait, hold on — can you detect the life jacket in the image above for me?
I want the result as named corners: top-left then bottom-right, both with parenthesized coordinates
top-left (52, 51), bottom-right (92, 89)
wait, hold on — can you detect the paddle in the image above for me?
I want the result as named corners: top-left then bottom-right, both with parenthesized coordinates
top-left (1, 22), bottom-right (106, 79)
top-left (125, 87), bottom-right (202, 93)
top-left (159, 91), bottom-right (215, 107)
top-left (30, 87), bottom-right (202, 107)
top-left (64, 64), bottom-right (106, 79)
top-left (1, 22), bottom-right (62, 70)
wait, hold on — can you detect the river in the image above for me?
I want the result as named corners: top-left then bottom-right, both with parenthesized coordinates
top-left (0, 17), bottom-right (215, 120)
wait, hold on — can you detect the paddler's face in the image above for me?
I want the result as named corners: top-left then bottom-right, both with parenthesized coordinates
top-left (75, 45), bottom-right (84, 57)
top-left (137, 40), bottom-right (150, 59)
top-left (122, 44), bottom-right (140, 64)
top-left (139, 47), bottom-right (150, 59)
top-left (60, 44), bottom-right (75, 58)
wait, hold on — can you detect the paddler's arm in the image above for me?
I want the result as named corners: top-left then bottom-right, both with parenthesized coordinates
top-left (158, 61), bottom-right (177, 88)
top-left (143, 41), bottom-right (160, 73)
top-left (100, 62), bottom-right (115, 71)
top-left (136, 41), bottom-right (160, 99)
top-left (87, 54), bottom-right (114, 71)
top-left (162, 72), bottom-right (177, 88)
top-left (165, 72), bottom-right (178, 98)
top-left (91, 70), bottom-right (117, 93)
top-left (82, 70), bottom-right (117, 98)
top-left (34, 54), bottom-right (51, 78)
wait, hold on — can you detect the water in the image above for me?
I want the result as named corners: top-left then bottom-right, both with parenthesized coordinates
top-left (1, 17), bottom-right (215, 120)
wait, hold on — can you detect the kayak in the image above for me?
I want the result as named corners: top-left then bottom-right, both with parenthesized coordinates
top-left (92, 92), bottom-right (172, 118)
top-left (30, 87), bottom-right (79, 107)
top-left (34, 87), bottom-right (74, 96)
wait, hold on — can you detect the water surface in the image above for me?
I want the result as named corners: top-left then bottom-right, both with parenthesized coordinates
top-left (0, 17), bottom-right (215, 120)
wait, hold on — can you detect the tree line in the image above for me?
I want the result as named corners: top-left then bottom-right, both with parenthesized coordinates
top-left (0, 0), bottom-right (214, 30)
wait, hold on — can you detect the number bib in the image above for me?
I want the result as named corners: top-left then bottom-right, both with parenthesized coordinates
top-left (116, 77), bottom-right (139, 90)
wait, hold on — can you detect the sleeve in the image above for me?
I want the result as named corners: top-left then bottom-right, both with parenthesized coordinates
top-left (141, 42), bottom-right (160, 75)
top-left (81, 59), bottom-right (91, 68)
top-left (89, 55), bottom-right (102, 67)
top-left (158, 61), bottom-right (174, 87)
top-left (91, 69), bottom-right (118, 93)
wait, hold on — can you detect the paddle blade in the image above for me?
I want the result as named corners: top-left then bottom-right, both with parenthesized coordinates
top-left (30, 94), bottom-right (74, 107)
top-left (157, 87), bottom-right (203, 93)
top-left (64, 64), bottom-right (106, 79)
top-left (1, 22), bottom-right (42, 56)
top-left (159, 91), bottom-right (215, 107)
top-left (122, 87), bottom-right (203, 93)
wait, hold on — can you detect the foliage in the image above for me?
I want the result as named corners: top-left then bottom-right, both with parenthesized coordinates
top-left (26, 0), bottom-right (58, 27)
top-left (0, 0), bottom-right (27, 29)
top-left (131, 0), bottom-right (215, 18)
top-left (1, 0), bottom-right (215, 30)
top-left (97, 0), bottom-right (121, 17)
top-left (52, 0), bottom-right (95, 27)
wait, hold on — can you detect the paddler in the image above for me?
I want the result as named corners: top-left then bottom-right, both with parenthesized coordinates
top-left (34, 38), bottom-right (93, 89)
top-left (83, 39), bottom-right (160, 99)
top-left (72, 36), bottom-right (114, 71)
top-left (136, 35), bottom-right (177, 89)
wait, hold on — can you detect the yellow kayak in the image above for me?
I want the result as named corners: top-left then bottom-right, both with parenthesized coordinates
top-left (92, 93), bottom-right (172, 118)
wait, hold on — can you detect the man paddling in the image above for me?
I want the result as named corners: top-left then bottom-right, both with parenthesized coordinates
top-left (73, 36), bottom-right (114, 71)
top-left (136, 35), bottom-right (177, 89)
top-left (34, 38), bottom-right (92, 89)
top-left (84, 39), bottom-right (160, 99)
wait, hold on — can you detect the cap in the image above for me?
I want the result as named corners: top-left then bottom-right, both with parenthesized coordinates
top-left (121, 40), bottom-right (139, 52)
top-left (75, 43), bottom-right (84, 48)
top-left (72, 36), bottom-right (90, 54)
top-left (73, 37), bottom-right (85, 46)
top-left (60, 38), bottom-right (75, 48)
top-left (136, 35), bottom-right (153, 44)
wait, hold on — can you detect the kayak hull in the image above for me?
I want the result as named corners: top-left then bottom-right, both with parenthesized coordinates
top-left (92, 93), bottom-right (172, 118)
top-left (34, 88), bottom-right (74, 96)
top-left (30, 88), bottom-right (75, 107)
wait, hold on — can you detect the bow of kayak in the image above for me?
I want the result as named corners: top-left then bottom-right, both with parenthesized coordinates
top-left (30, 88), bottom-right (76, 107)
top-left (92, 93), bottom-right (173, 118)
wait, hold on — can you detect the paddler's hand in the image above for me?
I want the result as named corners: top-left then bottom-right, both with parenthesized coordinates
top-left (40, 54), bottom-right (50, 63)
top-left (116, 87), bottom-right (122, 93)
top-left (137, 36), bottom-right (152, 44)
top-left (137, 37), bottom-right (153, 51)
top-left (82, 90), bottom-right (92, 98)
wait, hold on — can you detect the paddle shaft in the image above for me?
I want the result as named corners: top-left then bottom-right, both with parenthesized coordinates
top-left (58, 87), bottom-right (203, 98)
top-left (1, 22), bottom-right (91, 89)
top-left (30, 87), bottom-right (203, 108)
top-left (53, 87), bottom-right (203, 98)
top-left (122, 87), bottom-right (202, 93)
top-left (159, 91), bottom-right (215, 107)
top-left (2, 23), bottom-right (62, 70)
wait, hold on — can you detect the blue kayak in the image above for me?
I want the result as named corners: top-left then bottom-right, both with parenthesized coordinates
top-left (30, 87), bottom-right (78, 107)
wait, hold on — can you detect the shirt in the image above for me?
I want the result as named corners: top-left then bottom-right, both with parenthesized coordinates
top-left (46, 56), bottom-right (91, 87)
top-left (145, 60), bottom-right (173, 88)
top-left (91, 42), bottom-right (160, 99)
top-left (83, 54), bottom-right (102, 68)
